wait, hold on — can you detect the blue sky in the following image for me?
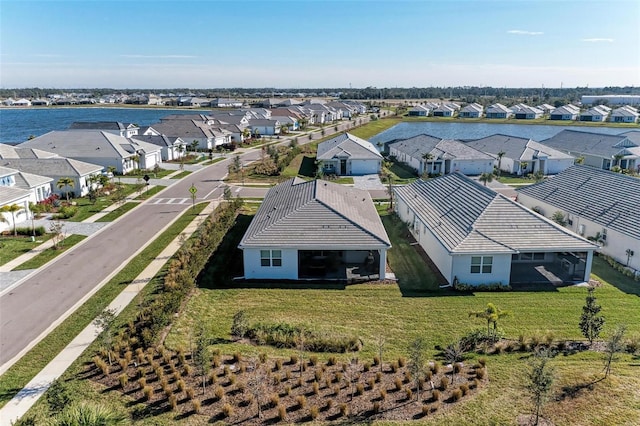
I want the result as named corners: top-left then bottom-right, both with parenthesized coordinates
top-left (1, 0), bottom-right (638, 88)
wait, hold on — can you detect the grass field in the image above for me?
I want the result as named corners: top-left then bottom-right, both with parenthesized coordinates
top-left (95, 202), bottom-right (139, 222)
top-left (12, 234), bottom-right (87, 271)
top-left (0, 234), bottom-right (53, 267)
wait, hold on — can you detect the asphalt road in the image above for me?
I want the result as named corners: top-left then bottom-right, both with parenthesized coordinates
top-left (0, 153), bottom-right (242, 368)
top-left (0, 121), bottom-right (372, 369)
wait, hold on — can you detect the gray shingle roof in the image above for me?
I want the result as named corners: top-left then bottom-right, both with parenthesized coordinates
top-left (516, 165), bottom-right (640, 239)
top-left (317, 133), bottom-right (382, 161)
top-left (464, 134), bottom-right (573, 160)
top-left (21, 131), bottom-right (160, 159)
top-left (542, 130), bottom-right (632, 158)
top-left (0, 158), bottom-right (103, 177)
top-left (390, 135), bottom-right (493, 161)
top-left (0, 186), bottom-right (31, 206)
top-left (69, 121), bottom-right (137, 131)
top-left (0, 144), bottom-right (58, 159)
top-left (239, 178), bottom-right (391, 249)
top-left (13, 170), bottom-right (53, 189)
top-left (394, 173), bottom-right (596, 254)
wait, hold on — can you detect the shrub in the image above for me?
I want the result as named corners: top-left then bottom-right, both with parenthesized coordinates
top-left (209, 370), bottom-right (217, 384)
top-left (326, 398), bottom-right (334, 410)
top-left (421, 404), bottom-right (430, 416)
top-left (137, 377), bottom-right (146, 389)
top-left (367, 377), bottom-right (375, 389)
top-left (432, 389), bottom-right (441, 401)
top-left (440, 376), bottom-right (449, 390)
top-left (431, 362), bottom-right (440, 374)
top-left (143, 386), bottom-right (153, 401)
top-left (118, 373), bottom-right (128, 389)
top-left (356, 383), bottom-right (365, 395)
top-left (394, 377), bottom-right (403, 391)
top-left (478, 357), bottom-right (487, 367)
top-left (404, 370), bottom-right (412, 383)
top-left (169, 394), bottom-right (178, 411)
top-left (379, 388), bottom-right (387, 400)
top-left (327, 356), bottom-right (337, 366)
top-left (476, 368), bottom-right (486, 379)
top-left (274, 359), bottom-right (283, 371)
top-left (214, 385), bottom-right (224, 400)
top-left (270, 393), bottom-right (280, 408)
top-left (228, 373), bottom-right (237, 385)
top-left (222, 403), bottom-right (234, 418)
top-left (334, 371), bottom-right (343, 382)
top-left (259, 352), bottom-right (268, 363)
top-left (313, 381), bottom-right (320, 395)
top-left (272, 373), bottom-right (281, 385)
top-left (405, 388), bottom-right (413, 400)
top-left (460, 383), bottom-right (470, 396)
top-left (183, 364), bottom-right (193, 376)
top-left (285, 385), bottom-right (292, 396)
top-left (296, 395), bottom-right (307, 409)
top-left (338, 403), bottom-right (348, 417)
top-left (309, 355), bottom-right (319, 366)
top-left (15, 226), bottom-right (46, 236)
top-left (333, 385), bottom-right (340, 396)
top-left (398, 357), bottom-right (406, 367)
top-left (289, 354), bottom-right (299, 364)
top-left (452, 388), bottom-right (463, 401)
top-left (373, 401), bottom-right (382, 414)
top-left (373, 355), bottom-right (380, 366)
top-left (232, 352), bottom-right (242, 363)
top-left (277, 405), bottom-right (286, 421)
top-left (363, 362), bottom-right (371, 372)
top-left (285, 370), bottom-right (292, 380)
top-left (375, 371), bottom-right (382, 383)
top-left (186, 387), bottom-right (195, 400)
top-left (390, 361), bottom-right (399, 373)
top-left (309, 405), bottom-right (319, 420)
top-left (191, 399), bottom-right (201, 414)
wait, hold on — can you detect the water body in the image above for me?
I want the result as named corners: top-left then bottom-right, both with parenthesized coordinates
top-left (370, 121), bottom-right (628, 144)
top-left (0, 107), bottom-right (202, 144)
top-left (0, 107), bottom-right (631, 145)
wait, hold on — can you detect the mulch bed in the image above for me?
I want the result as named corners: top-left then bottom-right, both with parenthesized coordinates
top-left (85, 350), bottom-right (487, 424)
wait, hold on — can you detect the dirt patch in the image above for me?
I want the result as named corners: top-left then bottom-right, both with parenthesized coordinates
top-left (87, 352), bottom-right (487, 423)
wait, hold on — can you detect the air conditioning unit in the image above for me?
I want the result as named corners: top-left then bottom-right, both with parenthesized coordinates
top-left (578, 224), bottom-right (585, 236)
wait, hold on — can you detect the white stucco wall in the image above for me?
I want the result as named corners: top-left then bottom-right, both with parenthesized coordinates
top-left (545, 158), bottom-right (575, 175)
top-left (451, 254), bottom-right (512, 285)
top-left (517, 193), bottom-right (640, 272)
top-left (395, 195), bottom-right (454, 283)
top-left (242, 248), bottom-right (298, 280)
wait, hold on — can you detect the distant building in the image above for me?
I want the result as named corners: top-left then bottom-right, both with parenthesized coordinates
top-left (581, 95), bottom-right (640, 106)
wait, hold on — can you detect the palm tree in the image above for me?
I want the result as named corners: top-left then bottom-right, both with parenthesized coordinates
top-left (56, 177), bottom-right (75, 202)
top-left (479, 172), bottom-right (494, 186)
top-left (469, 303), bottom-right (510, 338)
top-left (1, 204), bottom-right (24, 237)
top-left (496, 151), bottom-right (505, 177)
top-left (422, 152), bottom-right (434, 176)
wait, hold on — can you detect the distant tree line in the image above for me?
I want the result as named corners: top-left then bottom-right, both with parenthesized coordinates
top-left (2, 86), bottom-right (638, 107)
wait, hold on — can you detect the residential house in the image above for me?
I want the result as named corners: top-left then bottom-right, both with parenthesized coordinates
top-left (516, 166), bottom-right (640, 273)
top-left (388, 134), bottom-right (494, 176)
top-left (407, 105), bottom-right (431, 117)
top-left (248, 119), bottom-right (281, 136)
top-left (210, 98), bottom-right (243, 108)
top-left (21, 130), bottom-right (162, 174)
top-left (609, 105), bottom-right (639, 123)
top-left (464, 134), bottom-right (575, 175)
top-left (133, 134), bottom-right (187, 161)
top-left (459, 103), bottom-right (483, 118)
top-left (394, 173), bottom-right (597, 286)
top-left (536, 104), bottom-right (555, 114)
top-left (512, 104), bottom-right (544, 119)
top-left (317, 133), bottom-right (383, 176)
top-left (579, 106), bottom-right (609, 122)
top-left (238, 178), bottom-right (391, 281)
top-left (0, 167), bottom-right (32, 233)
top-left (485, 103), bottom-right (513, 119)
top-left (178, 97), bottom-right (210, 107)
top-left (69, 121), bottom-right (140, 138)
top-left (152, 116), bottom-right (232, 149)
top-left (549, 104), bottom-right (580, 121)
top-left (542, 130), bottom-right (639, 172)
top-left (432, 104), bottom-right (455, 117)
top-left (0, 158), bottom-right (102, 198)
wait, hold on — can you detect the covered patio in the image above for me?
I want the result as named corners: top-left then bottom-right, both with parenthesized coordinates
top-left (298, 250), bottom-right (382, 282)
top-left (510, 251), bottom-right (589, 285)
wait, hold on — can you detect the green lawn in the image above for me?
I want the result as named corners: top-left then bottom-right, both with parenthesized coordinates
top-left (0, 234), bottom-right (53, 267)
top-left (134, 185), bottom-right (165, 200)
top-left (65, 184), bottom-right (139, 222)
top-left (0, 203), bottom-right (209, 409)
top-left (170, 170), bottom-right (192, 179)
top-left (12, 235), bottom-right (87, 271)
top-left (158, 212), bottom-right (640, 426)
top-left (95, 202), bottom-right (139, 222)
top-left (350, 117), bottom-right (402, 139)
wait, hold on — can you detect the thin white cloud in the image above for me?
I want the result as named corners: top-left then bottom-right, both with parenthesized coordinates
top-left (507, 30), bottom-right (543, 36)
top-left (120, 54), bottom-right (197, 59)
top-left (581, 38), bottom-right (614, 43)
top-left (33, 54), bottom-right (64, 58)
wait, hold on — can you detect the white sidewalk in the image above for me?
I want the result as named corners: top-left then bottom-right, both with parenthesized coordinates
top-left (0, 200), bottom-right (218, 426)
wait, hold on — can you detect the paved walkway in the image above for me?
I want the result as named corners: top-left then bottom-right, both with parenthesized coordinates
top-left (353, 174), bottom-right (386, 190)
top-left (0, 200), bottom-right (219, 425)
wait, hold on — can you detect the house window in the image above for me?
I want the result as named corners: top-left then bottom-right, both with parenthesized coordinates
top-left (260, 250), bottom-right (282, 267)
top-left (471, 256), bottom-right (493, 274)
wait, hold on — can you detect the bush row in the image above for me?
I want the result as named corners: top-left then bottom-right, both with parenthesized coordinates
top-left (598, 253), bottom-right (640, 282)
top-left (128, 199), bottom-right (244, 348)
top-left (13, 226), bottom-right (47, 236)
top-left (453, 281), bottom-right (512, 292)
